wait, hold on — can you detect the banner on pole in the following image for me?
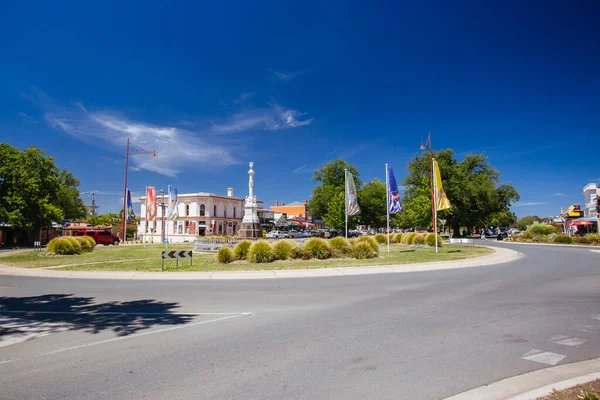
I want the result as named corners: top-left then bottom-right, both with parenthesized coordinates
top-left (167, 186), bottom-right (178, 221)
top-left (126, 189), bottom-right (135, 221)
top-left (146, 186), bottom-right (157, 221)
top-left (345, 170), bottom-right (361, 216)
top-left (433, 160), bottom-right (451, 211)
top-left (387, 166), bottom-right (403, 214)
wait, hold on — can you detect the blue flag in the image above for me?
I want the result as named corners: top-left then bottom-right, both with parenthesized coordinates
top-left (387, 167), bottom-right (403, 214)
top-left (126, 189), bottom-right (135, 221)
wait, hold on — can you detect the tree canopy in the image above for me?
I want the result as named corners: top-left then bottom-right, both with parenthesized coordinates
top-left (516, 215), bottom-right (543, 231)
top-left (0, 143), bottom-right (87, 229)
top-left (308, 159), bottom-right (361, 220)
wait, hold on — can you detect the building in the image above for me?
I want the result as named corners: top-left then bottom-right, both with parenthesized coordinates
top-left (270, 200), bottom-right (308, 221)
top-left (138, 188), bottom-right (244, 243)
top-left (583, 183), bottom-right (598, 217)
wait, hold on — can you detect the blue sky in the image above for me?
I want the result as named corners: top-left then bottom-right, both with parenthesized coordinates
top-left (1, 1), bottom-right (599, 218)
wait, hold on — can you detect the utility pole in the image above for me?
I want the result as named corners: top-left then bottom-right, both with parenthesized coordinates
top-left (83, 191), bottom-right (100, 216)
top-left (157, 189), bottom-right (168, 246)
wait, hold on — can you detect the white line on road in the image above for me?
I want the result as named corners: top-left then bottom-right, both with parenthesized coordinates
top-left (0, 310), bottom-right (252, 316)
top-left (0, 313), bottom-right (250, 365)
top-left (522, 349), bottom-right (566, 366)
top-left (551, 336), bottom-right (587, 347)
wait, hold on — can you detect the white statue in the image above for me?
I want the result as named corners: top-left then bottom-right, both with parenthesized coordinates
top-left (248, 161), bottom-right (255, 198)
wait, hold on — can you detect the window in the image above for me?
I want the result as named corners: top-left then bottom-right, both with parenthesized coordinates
top-left (185, 204), bottom-right (190, 216)
top-left (214, 205), bottom-right (217, 217)
top-left (200, 204), bottom-right (205, 216)
top-left (233, 207), bottom-right (236, 218)
top-left (99, 232), bottom-right (111, 236)
top-left (224, 207), bottom-right (227, 218)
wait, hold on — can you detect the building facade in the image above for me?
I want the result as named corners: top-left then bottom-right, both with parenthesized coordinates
top-left (583, 183), bottom-right (598, 217)
top-left (270, 200), bottom-right (308, 220)
top-left (138, 189), bottom-right (244, 243)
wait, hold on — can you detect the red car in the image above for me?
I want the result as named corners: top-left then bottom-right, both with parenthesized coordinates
top-left (76, 230), bottom-right (120, 246)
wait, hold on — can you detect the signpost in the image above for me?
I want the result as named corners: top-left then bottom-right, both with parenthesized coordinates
top-left (161, 250), bottom-right (193, 271)
top-left (439, 219), bottom-right (446, 236)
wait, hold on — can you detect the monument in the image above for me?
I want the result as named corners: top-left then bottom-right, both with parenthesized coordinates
top-left (239, 162), bottom-right (262, 238)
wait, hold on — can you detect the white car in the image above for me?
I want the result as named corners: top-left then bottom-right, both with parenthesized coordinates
top-left (266, 230), bottom-right (289, 239)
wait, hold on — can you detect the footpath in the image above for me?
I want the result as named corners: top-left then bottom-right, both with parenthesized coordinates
top-left (0, 246), bottom-right (521, 280)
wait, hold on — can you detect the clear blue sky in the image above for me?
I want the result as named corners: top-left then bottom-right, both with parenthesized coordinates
top-left (1, 1), bottom-right (598, 218)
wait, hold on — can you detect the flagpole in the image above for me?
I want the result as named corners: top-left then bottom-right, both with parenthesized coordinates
top-left (385, 163), bottom-right (390, 253)
top-left (432, 158), bottom-right (439, 254)
top-left (144, 186), bottom-right (147, 248)
top-left (166, 185), bottom-right (169, 250)
top-left (345, 169), bottom-right (348, 239)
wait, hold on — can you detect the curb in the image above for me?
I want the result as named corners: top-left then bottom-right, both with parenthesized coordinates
top-left (0, 246), bottom-right (522, 280)
top-left (497, 241), bottom-right (600, 250)
top-left (445, 358), bottom-right (600, 400)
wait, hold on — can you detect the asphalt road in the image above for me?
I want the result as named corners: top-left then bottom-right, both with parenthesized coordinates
top-left (1, 242), bottom-right (599, 400)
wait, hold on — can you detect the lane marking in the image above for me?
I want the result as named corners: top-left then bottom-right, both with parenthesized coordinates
top-left (522, 349), bottom-right (566, 366)
top-left (552, 337), bottom-right (587, 347)
top-left (590, 250), bottom-right (600, 253)
top-left (0, 310), bottom-right (251, 316)
top-left (0, 313), bottom-right (250, 365)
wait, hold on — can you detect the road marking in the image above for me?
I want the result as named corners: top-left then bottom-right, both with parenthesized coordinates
top-left (592, 314), bottom-right (600, 321)
top-left (0, 313), bottom-right (250, 365)
top-left (590, 250), bottom-right (600, 254)
top-left (551, 336), bottom-right (587, 347)
top-left (0, 310), bottom-right (251, 316)
top-left (0, 316), bottom-right (69, 348)
top-left (522, 349), bottom-right (566, 366)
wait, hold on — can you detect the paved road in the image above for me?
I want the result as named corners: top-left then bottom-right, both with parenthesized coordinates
top-left (0, 243), bottom-right (599, 399)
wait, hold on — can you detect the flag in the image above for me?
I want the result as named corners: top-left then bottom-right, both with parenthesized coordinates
top-left (167, 186), bottom-right (178, 221)
top-left (146, 186), bottom-right (157, 221)
top-left (387, 166), bottom-right (403, 214)
top-left (433, 160), bottom-right (451, 211)
top-left (126, 189), bottom-right (135, 221)
top-left (345, 170), bottom-right (361, 215)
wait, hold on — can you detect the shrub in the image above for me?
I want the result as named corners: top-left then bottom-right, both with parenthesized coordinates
top-left (403, 232), bottom-right (417, 245)
top-left (216, 247), bottom-right (234, 264)
top-left (352, 242), bottom-right (376, 259)
top-left (273, 240), bottom-right (296, 260)
top-left (75, 236), bottom-right (93, 252)
top-left (522, 231), bottom-right (534, 240)
top-left (297, 248), bottom-right (312, 260)
top-left (356, 236), bottom-right (379, 254)
top-left (390, 233), bottom-right (403, 243)
top-left (534, 234), bottom-right (550, 243)
top-left (553, 234), bottom-right (573, 244)
top-left (412, 234), bottom-right (425, 245)
top-left (247, 240), bottom-right (274, 263)
top-left (528, 224), bottom-right (557, 236)
top-left (304, 238), bottom-right (331, 259)
top-left (233, 240), bottom-right (252, 260)
top-left (82, 235), bottom-right (96, 248)
top-left (374, 233), bottom-right (386, 244)
top-left (47, 237), bottom-right (77, 255)
top-left (63, 236), bottom-right (82, 254)
top-left (585, 233), bottom-right (600, 245)
top-left (329, 237), bottom-right (352, 255)
top-left (424, 233), bottom-right (442, 247)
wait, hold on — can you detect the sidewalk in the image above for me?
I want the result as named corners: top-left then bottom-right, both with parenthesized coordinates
top-left (0, 246), bottom-right (521, 280)
top-left (446, 358), bottom-right (600, 400)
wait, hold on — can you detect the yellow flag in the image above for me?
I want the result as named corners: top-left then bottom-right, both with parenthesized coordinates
top-left (433, 160), bottom-right (451, 211)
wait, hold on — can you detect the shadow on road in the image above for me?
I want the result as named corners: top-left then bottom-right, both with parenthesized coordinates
top-left (0, 294), bottom-right (195, 339)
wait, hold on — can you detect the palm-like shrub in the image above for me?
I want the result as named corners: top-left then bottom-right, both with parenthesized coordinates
top-left (356, 236), bottom-right (379, 254)
top-left (273, 240), bottom-right (296, 260)
top-left (403, 232), bottom-right (417, 245)
top-left (216, 247), bottom-right (234, 263)
top-left (248, 240), bottom-right (274, 263)
top-left (233, 240), bottom-right (252, 260)
top-left (352, 242), bottom-right (376, 259)
top-left (412, 234), bottom-right (425, 245)
top-left (424, 233), bottom-right (442, 247)
top-left (75, 236), bottom-right (94, 252)
top-left (63, 236), bottom-right (82, 254)
top-left (82, 236), bottom-right (96, 248)
top-left (329, 237), bottom-right (352, 255)
top-left (391, 233), bottom-right (403, 243)
top-left (47, 237), bottom-right (76, 255)
top-left (304, 238), bottom-right (331, 259)
top-left (374, 233), bottom-right (386, 244)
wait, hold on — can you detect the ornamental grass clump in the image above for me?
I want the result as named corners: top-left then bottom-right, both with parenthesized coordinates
top-left (47, 237), bottom-right (77, 255)
top-left (273, 240), bottom-right (297, 260)
top-left (355, 235), bottom-right (379, 254)
top-left (82, 236), bottom-right (96, 248)
top-left (352, 242), bottom-right (376, 259)
top-left (552, 234), bottom-right (573, 244)
top-left (304, 238), bottom-right (331, 259)
top-left (527, 224), bottom-right (557, 235)
top-left (63, 236), bottom-right (82, 254)
top-left (403, 232), bottom-right (417, 245)
top-left (247, 240), bottom-right (274, 263)
top-left (412, 234), bottom-right (425, 245)
top-left (233, 240), bottom-right (252, 260)
top-left (424, 233), bottom-right (442, 247)
top-left (391, 233), bottom-right (403, 243)
top-left (374, 233), bottom-right (386, 244)
top-left (329, 236), bottom-right (352, 255)
top-left (75, 236), bottom-right (94, 252)
top-left (216, 247), bottom-right (234, 264)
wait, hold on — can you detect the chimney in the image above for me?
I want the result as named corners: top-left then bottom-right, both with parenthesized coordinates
top-left (303, 200), bottom-right (307, 205)
top-left (275, 200), bottom-right (279, 206)
top-left (282, 202), bottom-right (285, 206)
top-left (227, 188), bottom-right (233, 197)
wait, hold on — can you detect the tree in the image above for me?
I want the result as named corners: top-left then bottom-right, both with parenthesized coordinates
top-left (401, 149), bottom-right (520, 234)
top-left (516, 215), bottom-right (542, 231)
top-left (86, 213), bottom-right (121, 228)
top-left (309, 159), bottom-right (361, 220)
top-left (323, 192), bottom-right (357, 230)
top-left (0, 144), bottom-right (87, 231)
top-left (357, 178), bottom-right (387, 228)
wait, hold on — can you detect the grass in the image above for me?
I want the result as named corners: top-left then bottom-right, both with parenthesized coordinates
top-left (0, 243), bottom-right (493, 272)
top-left (537, 379), bottom-right (600, 400)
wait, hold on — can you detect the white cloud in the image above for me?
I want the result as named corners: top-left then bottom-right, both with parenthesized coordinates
top-left (268, 68), bottom-right (311, 81)
top-left (233, 92), bottom-right (254, 104)
top-left (292, 165), bottom-right (307, 173)
top-left (513, 202), bottom-right (546, 207)
top-left (553, 193), bottom-right (565, 197)
top-left (211, 103), bottom-right (313, 133)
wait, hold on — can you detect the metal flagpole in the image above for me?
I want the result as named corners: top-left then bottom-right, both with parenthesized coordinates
top-left (385, 163), bottom-right (390, 253)
top-left (432, 158), bottom-right (439, 253)
top-left (144, 186), bottom-right (147, 248)
top-left (345, 169), bottom-right (348, 239)
top-left (166, 185), bottom-right (170, 250)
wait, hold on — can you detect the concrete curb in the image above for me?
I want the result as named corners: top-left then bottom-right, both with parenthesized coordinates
top-left (445, 358), bottom-right (600, 400)
top-left (0, 246), bottom-right (522, 281)
top-left (498, 241), bottom-right (600, 250)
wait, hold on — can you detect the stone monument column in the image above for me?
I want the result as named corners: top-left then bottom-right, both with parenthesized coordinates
top-left (239, 162), bottom-right (262, 238)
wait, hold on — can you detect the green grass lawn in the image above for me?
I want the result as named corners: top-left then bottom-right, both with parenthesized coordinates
top-left (0, 243), bottom-right (493, 272)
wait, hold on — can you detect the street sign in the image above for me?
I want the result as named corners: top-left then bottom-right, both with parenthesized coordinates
top-left (161, 250), bottom-right (193, 270)
top-left (439, 219), bottom-right (446, 226)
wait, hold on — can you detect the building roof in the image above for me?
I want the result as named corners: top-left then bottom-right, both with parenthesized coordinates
top-left (278, 201), bottom-right (306, 207)
top-left (139, 192), bottom-right (244, 201)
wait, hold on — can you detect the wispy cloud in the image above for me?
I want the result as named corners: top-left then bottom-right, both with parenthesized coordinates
top-left (553, 192), bottom-right (565, 197)
top-left (292, 165), bottom-right (307, 173)
top-left (268, 68), bottom-right (311, 81)
top-left (513, 202), bottom-right (546, 207)
top-left (211, 102), bottom-right (313, 133)
top-left (326, 150), bottom-right (337, 157)
top-left (233, 92), bottom-right (254, 104)
top-left (18, 112), bottom-right (36, 122)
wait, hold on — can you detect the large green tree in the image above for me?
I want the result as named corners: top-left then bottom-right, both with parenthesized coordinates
top-left (516, 215), bottom-right (542, 231)
top-left (0, 143), bottom-right (87, 230)
top-left (400, 149), bottom-right (520, 234)
top-left (308, 159), bottom-right (361, 220)
top-left (357, 178), bottom-right (387, 228)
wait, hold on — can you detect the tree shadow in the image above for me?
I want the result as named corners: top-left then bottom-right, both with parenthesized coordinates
top-left (0, 294), bottom-right (196, 341)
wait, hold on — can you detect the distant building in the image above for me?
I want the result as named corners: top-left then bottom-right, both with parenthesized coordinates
top-left (270, 200), bottom-right (309, 221)
top-left (583, 183), bottom-right (598, 217)
top-left (138, 188), bottom-right (244, 243)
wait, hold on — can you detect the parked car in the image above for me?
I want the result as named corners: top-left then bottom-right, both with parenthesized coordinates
top-left (266, 230), bottom-right (289, 239)
top-left (287, 230), bottom-right (299, 238)
top-left (303, 230), bottom-right (313, 238)
top-left (347, 230), bottom-right (360, 238)
top-left (76, 230), bottom-right (120, 246)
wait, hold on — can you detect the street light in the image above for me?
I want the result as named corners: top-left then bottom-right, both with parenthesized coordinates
top-left (122, 138), bottom-right (156, 245)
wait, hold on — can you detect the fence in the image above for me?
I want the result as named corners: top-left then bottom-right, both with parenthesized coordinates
top-left (194, 237), bottom-right (307, 252)
top-left (449, 238), bottom-right (475, 246)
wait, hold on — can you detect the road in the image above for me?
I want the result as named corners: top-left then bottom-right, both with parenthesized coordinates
top-left (1, 243), bottom-right (599, 399)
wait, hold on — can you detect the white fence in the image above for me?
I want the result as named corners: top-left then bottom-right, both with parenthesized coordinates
top-left (449, 238), bottom-right (475, 246)
top-left (194, 237), bottom-right (307, 252)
